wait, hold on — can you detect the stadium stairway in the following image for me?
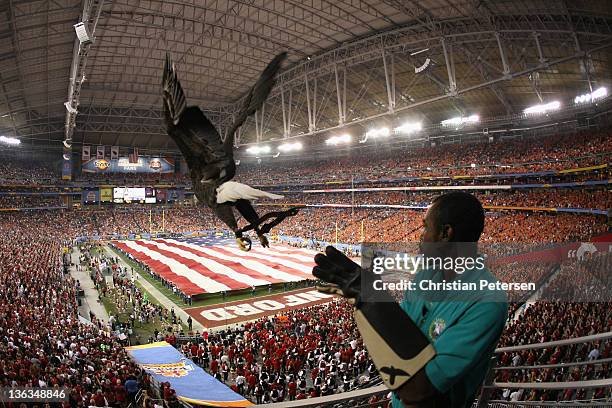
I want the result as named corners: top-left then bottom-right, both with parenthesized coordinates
top-left (69, 246), bottom-right (110, 324)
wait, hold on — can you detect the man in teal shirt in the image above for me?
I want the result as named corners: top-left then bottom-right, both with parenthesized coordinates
top-left (314, 192), bottom-right (508, 408)
top-left (392, 262), bottom-right (507, 406)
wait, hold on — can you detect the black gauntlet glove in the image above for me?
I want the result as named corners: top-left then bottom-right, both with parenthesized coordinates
top-left (313, 246), bottom-right (364, 303)
top-left (312, 245), bottom-right (436, 391)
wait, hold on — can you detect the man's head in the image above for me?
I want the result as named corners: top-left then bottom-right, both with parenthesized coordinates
top-left (421, 192), bottom-right (485, 244)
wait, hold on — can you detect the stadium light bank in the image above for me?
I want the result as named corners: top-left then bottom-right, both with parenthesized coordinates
top-left (246, 145), bottom-right (271, 155)
top-left (277, 142), bottom-right (303, 152)
top-left (0, 136), bottom-right (20, 146)
top-left (574, 87), bottom-right (608, 105)
top-left (366, 127), bottom-right (390, 138)
top-left (326, 134), bottom-right (352, 146)
top-left (360, 127), bottom-right (390, 143)
top-left (440, 115), bottom-right (480, 127)
top-left (394, 122), bottom-right (422, 134)
top-left (523, 101), bottom-right (561, 115)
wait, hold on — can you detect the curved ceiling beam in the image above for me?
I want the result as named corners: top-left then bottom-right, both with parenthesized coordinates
top-left (113, 0), bottom-right (341, 48)
top-left (104, 7), bottom-right (326, 51)
top-left (228, 19), bottom-right (612, 144)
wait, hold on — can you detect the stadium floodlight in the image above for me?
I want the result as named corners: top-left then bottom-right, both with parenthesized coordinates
top-left (523, 101), bottom-right (560, 115)
top-left (277, 142), bottom-right (302, 152)
top-left (0, 136), bottom-right (20, 145)
top-left (365, 127), bottom-right (390, 138)
top-left (441, 115), bottom-right (479, 127)
top-left (359, 127), bottom-right (390, 143)
top-left (394, 122), bottom-right (422, 134)
top-left (246, 145), bottom-right (271, 155)
top-left (574, 87), bottom-right (608, 104)
top-left (326, 134), bottom-right (352, 146)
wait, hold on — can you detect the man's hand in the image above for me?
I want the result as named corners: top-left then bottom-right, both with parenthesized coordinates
top-left (313, 246), bottom-right (362, 303)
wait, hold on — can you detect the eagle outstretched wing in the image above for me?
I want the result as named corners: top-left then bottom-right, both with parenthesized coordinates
top-left (162, 53), bottom-right (229, 174)
top-left (223, 52), bottom-right (288, 154)
top-left (162, 52), bottom-right (287, 181)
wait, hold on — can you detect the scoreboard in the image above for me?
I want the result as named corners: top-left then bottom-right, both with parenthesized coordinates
top-left (112, 187), bottom-right (156, 203)
top-left (81, 187), bottom-right (185, 204)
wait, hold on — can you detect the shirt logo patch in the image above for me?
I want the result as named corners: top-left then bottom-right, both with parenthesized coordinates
top-left (429, 318), bottom-right (446, 340)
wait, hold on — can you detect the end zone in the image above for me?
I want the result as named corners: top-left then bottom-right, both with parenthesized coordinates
top-left (186, 287), bottom-right (336, 329)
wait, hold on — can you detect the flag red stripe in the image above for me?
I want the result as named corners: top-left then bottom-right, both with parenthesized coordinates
top-left (135, 240), bottom-right (250, 290)
top-left (211, 246), bottom-right (314, 280)
top-left (112, 241), bottom-right (204, 295)
top-left (156, 240), bottom-right (295, 284)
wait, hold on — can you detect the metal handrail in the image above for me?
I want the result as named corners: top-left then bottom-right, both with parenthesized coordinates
top-left (479, 400), bottom-right (612, 407)
top-left (261, 384), bottom-right (388, 407)
top-left (255, 332), bottom-right (612, 406)
top-left (495, 357), bottom-right (612, 371)
top-left (487, 378), bottom-right (612, 390)
top-left (495, 332), bottom-right (612, 353)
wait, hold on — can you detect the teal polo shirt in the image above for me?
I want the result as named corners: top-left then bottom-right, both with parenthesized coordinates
top-left (391, 265), bottom-right (508, 408)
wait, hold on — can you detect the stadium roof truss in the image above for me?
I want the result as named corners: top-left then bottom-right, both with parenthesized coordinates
top-left (0, 0), bottom-right (611, 152)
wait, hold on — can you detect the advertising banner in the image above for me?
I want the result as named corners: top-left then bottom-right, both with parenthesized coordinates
top-left (81, 157), bottom-right (175, 174)
top-left (100, 187), bottom-right (113, 202)
top-left (82, 188), bottom-right (99, 204)
top-left (82, 145), bottom-right (90, 161)
top-left (125, 342), bottom-right (251, 407)
top-left (62, 152), bottom-right (72, 181)
top-left (156, 189), bottom-right (167, 203)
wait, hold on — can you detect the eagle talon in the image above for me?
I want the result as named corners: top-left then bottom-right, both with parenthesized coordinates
top-left (258, 234), bottom-right (269, 248)
top-left (236, 237), bottom-right (252, 251)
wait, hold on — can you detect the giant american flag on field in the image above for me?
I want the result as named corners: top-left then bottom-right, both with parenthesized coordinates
top-left (112, 236), bottom-right (317, 296)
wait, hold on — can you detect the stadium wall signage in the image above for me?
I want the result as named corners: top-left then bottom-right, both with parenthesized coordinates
top-left (187, 289), bottom-right (334, 328)
top-left (81, 157), bottom-right (175, 173)
top-left (126, 342), bottom-right (251, 407)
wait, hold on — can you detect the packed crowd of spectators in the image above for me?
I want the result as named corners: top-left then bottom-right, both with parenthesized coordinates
top-left (76, 172), bottom-right (188, 185)
top-left (266, 189), bottom-right (610, 210)
top-left (235, 131), bottom-right (611, 185)
top-left (0, 202), bottom-right (609, 406)
top-left (176, 300), bottom-right (379, 404)
top-left (540, 251), bottom-right (612, 302)
top-left (0, 130), bottom-right (609, 191)
top-left (495, 301), bottom-right (610, 402)
top-left (0, 160), bottom-right (59, 185)
top-left (0, 214), bottom-right (150, 407)
top-left (0, 127), bottom-right (609, 406)
top-left (274, 208), bottom-right (608, 244)
top-left (85, 206), bottom-right (223, 238)
top-left (489, 261), bottom-right (556, 302)
top-left (0, 194), bottom-right (65, 208)
top-left (3, 202), bottom-right (603, 247)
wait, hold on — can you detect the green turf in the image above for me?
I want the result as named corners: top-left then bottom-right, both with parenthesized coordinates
top-left (100, 291), bottom-right (188, 344)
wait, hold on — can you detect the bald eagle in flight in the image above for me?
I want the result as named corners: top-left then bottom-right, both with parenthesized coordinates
top-left (162, 52), bottom-right (299, 251)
